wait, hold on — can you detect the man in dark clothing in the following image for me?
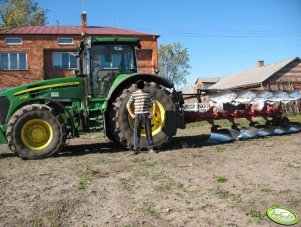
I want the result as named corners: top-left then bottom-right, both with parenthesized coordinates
top-left (126, 80), bottom-right (157, 154)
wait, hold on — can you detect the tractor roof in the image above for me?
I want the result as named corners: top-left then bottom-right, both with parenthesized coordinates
top-left (92, 37), bottom-right (140, 44)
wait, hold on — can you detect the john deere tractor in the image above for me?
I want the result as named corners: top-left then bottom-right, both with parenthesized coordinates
top-left (0, 37), bottom-right (179, 159)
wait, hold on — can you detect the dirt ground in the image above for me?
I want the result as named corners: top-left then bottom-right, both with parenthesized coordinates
top-left (0, 125), bottom-right (301, 227)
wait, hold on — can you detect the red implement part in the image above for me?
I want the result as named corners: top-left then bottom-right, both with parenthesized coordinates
top-left (183, 104), bottom-right (284, 125)
top-left (253, 103), bottom-right (284, 121)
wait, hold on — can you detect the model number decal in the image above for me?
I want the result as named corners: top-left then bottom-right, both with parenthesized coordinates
top-left (19, 95), bottom-right (28, 100)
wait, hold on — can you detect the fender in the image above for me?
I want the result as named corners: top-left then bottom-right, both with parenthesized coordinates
top-left (42, 98), bottom-right (76, 138)
top-left (107, 73), bottom-right (174, 109)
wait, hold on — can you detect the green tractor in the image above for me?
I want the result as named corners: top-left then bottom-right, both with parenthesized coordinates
top-left (0, 37), bottom-right (180, 159)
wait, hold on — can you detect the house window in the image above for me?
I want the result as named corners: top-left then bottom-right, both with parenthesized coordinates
top-left (5, 37), bottom-right (22, 45)
top-left (52, 52), bottom-right (77, 69)
top-left (0, 52), bottom-right (27, 70)
top-left (57, 38), bottom-right (73, 45)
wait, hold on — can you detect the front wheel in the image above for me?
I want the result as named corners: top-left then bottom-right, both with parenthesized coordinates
top-left (6, 104), bottom-right (66, 159)
top-left (109, 82), bottom-right (177, 149)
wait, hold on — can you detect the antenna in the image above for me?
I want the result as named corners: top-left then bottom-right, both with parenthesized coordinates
top-left (82, 0), bottom-right (86, 12)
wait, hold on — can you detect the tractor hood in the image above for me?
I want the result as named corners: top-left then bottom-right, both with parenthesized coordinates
top-left (0, 77), bottom-right (83, 98)
top-left (0, 77), bottom-right (84, 129)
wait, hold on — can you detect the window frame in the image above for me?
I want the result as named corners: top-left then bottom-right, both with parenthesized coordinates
top-left (0, 52), bottom-right (28, 71)
top-left (57, 38), bottom-right (74, 46)
top-left (5, 37), bottom-right (23, 45)
top-left (52, 52), bottom-right (77, 69)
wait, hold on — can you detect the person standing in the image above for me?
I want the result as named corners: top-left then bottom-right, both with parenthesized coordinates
top-left (126, 80), bottom-right (157, 154)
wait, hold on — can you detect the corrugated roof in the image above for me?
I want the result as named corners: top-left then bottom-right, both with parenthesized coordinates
top-left (209, 57), bottom-right (298, 90)
top-left (180, 85), bottom-right (197, 94)
top-left (195, 77), bottom-right (220, 84)
top-left (0, 26), bottom-right (158, 37)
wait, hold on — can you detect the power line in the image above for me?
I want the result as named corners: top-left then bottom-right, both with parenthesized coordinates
top-left (131, 27), bottom-right (301, 38)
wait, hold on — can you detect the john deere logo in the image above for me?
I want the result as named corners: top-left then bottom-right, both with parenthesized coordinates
top-left (267, 206), bottom-right (299, 225)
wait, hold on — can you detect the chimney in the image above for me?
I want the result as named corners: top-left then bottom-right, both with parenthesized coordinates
top-left (257, 60), bottom-right (264, 67)
top-left (81, 11), bottom-right (87, 36)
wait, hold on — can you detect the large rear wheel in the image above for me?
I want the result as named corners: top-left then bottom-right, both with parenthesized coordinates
top-left (6, 104), bottom-right (66, 159)
top-left (109, 82), bottom-right (177, 149)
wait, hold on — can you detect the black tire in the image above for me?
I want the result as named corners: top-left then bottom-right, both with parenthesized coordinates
top-left (6, 104), bottom-right (66, 159)
top-left (109, 82), bottom-right (177, 149)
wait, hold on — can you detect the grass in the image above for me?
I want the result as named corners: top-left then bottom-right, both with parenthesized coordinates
top-left (33, 208), bottom-right (63, 227)
top-left (136, 203), bottom-right (160, 218)
top-left (214, 146), bottom-right (226, 153)
top-left (241, 187), bottom-right (252, 194)
top-left (47, 208), bottom-right (63, 227)
top-left (287, 162), bottom-right (300, 168)
top-left (132, 156), bottom-right (156, 167)
top-left (246, 210), bottom-right (265, 224)
top-left (154, 179), bottom-right (184, 192)
top-left (261, 187), bottom-right (273, 192)
top-left (135, 170), bottom-right (166, 180)
top-left (77, 176), bottom-right (93, 190)
top-left (260, 184), bottom-right (273, 193)
top-left (215, 188), bottom-right (241, 202)
top-left (216, 176), bottom-right (228, 183)
top-left (33, 215), bottom-right (42, 227)
top-left (215, 188), bottom-right (232, 199)
top-left (119, 171), bottom-right (174, 191)
top-left (285, 112), bottom-right (301, 122)
top-left (186, 121), bottom-right (209, 129)
top-left (119, 176), bottom-right (135, 191)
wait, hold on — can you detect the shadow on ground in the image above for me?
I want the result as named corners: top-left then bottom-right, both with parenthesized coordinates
top-left (0, 134), bottom-right (228, 159)
top-left (58, 134), bottom-right (215, 157)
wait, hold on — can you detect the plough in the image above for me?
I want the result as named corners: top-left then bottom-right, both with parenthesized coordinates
top-left (181, 89), bottom-right (301, 143)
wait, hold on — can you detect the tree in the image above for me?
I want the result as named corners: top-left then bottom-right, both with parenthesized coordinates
top-left (0, 0), bottom-right (47, 28)
top-left (158, 42), bottom-right (191, 87)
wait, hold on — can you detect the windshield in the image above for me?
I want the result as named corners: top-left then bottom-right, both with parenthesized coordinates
top-left (91, 44), bottom-right (136, 73)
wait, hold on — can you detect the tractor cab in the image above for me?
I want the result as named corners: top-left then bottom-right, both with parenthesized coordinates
top-left (77, 37), bottom-right (141, 97)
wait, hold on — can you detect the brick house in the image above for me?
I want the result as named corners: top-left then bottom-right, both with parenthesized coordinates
top-left (0, 13), bottom-right (159, 88)
top-left (210, 58), bottom-right (301, 91)
top-left (181, 77), bottom-right (220, 105)
top-left (195, 77), bottom-right (220, 90)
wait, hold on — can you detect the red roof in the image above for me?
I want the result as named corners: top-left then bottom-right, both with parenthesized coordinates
top-left (0, 26), bottom-right (159, 37)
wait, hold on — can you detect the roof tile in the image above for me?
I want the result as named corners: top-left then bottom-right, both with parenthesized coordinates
top-left (0, 25), bottom-right (158, 37)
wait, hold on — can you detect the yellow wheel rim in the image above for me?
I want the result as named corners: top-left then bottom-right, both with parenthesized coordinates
top-left (21, 119), bottom-right (53, 150)
top-left (128, 101), bottom-right (166, 136)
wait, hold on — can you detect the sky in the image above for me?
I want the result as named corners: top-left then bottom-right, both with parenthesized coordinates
top-left (36, 0), bottom-right (301, 86)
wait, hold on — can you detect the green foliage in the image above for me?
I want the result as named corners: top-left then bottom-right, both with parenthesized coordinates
top-left (0, 0), bottom-right (47, 28)
top-left (158, 42), bottom-right (191, 86)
